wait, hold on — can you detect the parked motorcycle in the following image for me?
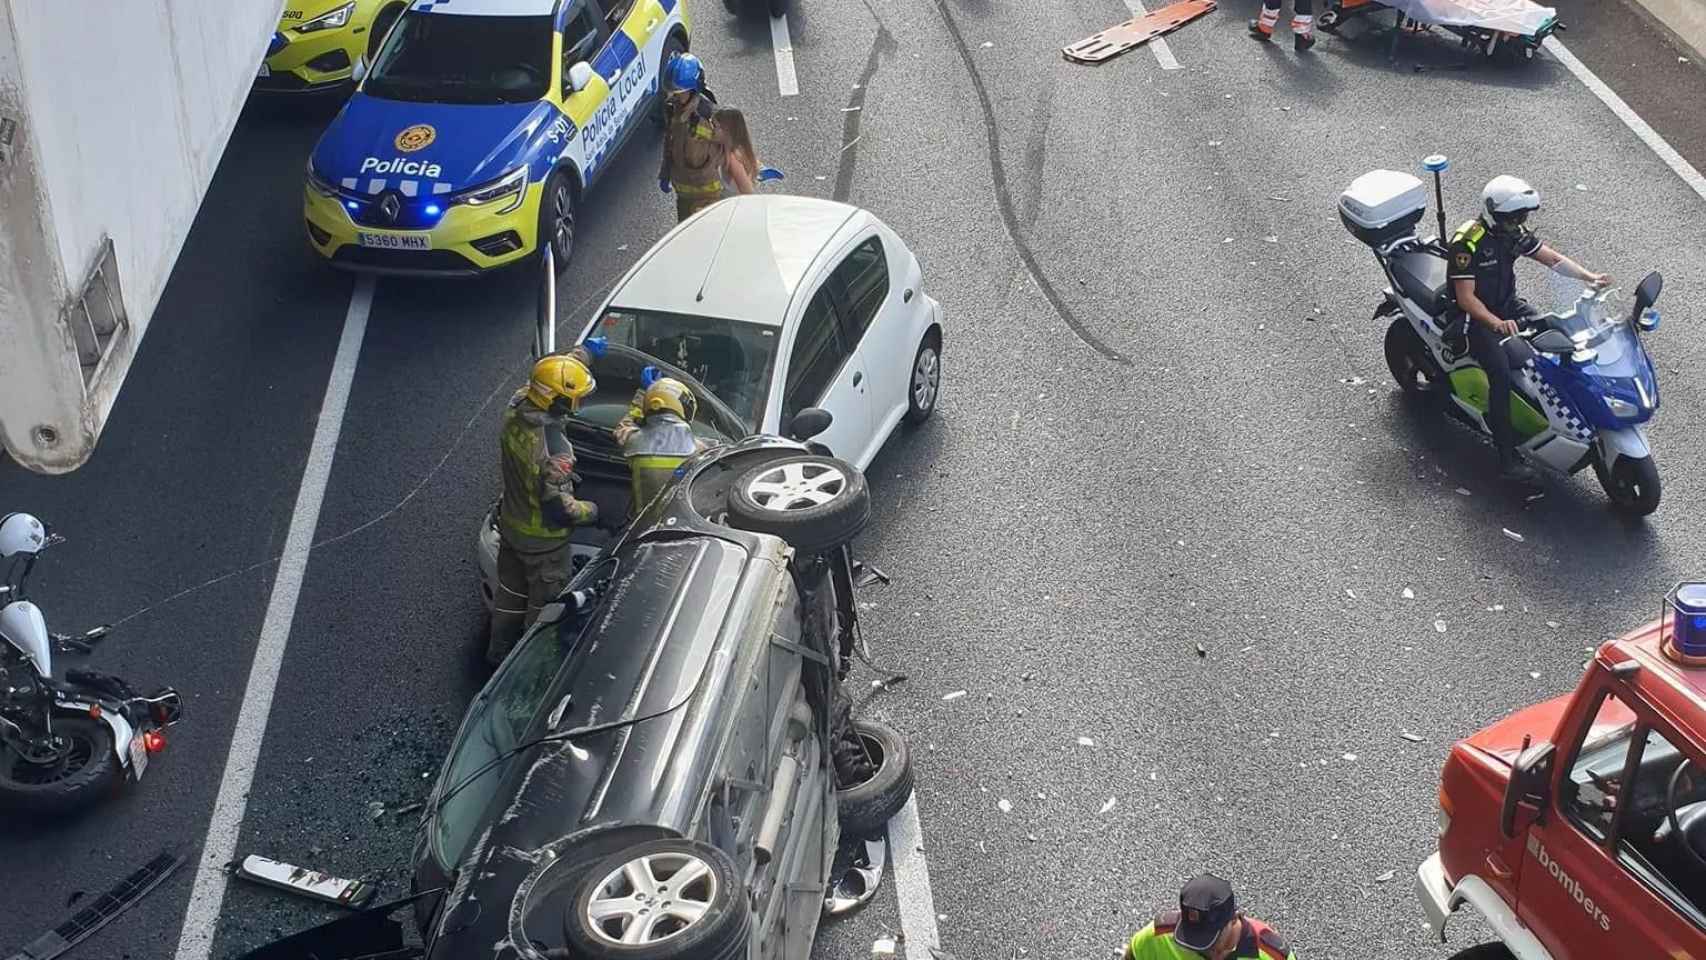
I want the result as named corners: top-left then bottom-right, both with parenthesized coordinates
top-left (0, 513), bottom-right (182, 814)
top-left (1339, 158), bottom-right (1666, 515)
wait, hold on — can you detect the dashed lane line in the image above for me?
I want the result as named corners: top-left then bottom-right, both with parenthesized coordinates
top-left (771, 12), bottom-right (800, 96)
top-left (171, 277), bottom-right (374, 960)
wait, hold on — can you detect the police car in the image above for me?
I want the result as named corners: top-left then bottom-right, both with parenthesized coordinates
top-left (303, 0), bottom-right (690, 275)
top-left (257, 0), bottom-right (406, 94)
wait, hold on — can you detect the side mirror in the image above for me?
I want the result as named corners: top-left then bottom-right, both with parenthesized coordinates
top-left (1529, 329), bottom-right (1575, 355)
top-left (786, 407), bottom-right (833, 442)
top-left (567, 62), bottom-right (594, 93)
top-left (1500, 740), bottom-right (1556, 839)
top-left (1634, 271), bottom-right (1663, 314)
top-left (1501, 334), bottom-right (1538, 368)
top-left (352, 54), bottom-right (368, 84)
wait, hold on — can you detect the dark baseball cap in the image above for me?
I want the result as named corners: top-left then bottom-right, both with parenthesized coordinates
top-left (1174, 873), bottom-right (1237, 952)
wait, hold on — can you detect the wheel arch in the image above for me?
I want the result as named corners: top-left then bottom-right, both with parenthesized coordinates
top-left (1440, 874), bottom-right (1555, 960)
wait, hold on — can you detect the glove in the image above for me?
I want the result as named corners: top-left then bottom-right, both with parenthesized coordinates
top-left (659, 178), bottom-right (672, 194)
top-left (640, 365), bottom-right (661, 388)
top-left (582, 335), bottom-right (608, 359)
top-left (756, 165), bottom-right (784, 183)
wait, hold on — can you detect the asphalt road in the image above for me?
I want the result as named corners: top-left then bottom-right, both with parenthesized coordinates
top-left (2, 0), bottom-right (1704, 958)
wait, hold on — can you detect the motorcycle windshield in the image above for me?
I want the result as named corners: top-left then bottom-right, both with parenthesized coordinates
top-left (1580, 323), bottom-right (1644, 379)
top-left (1548, 288), bottom-right (1646, 378)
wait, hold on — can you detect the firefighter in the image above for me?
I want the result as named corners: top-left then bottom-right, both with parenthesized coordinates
top-left (1125, 874), bottom-right (1296, 960)
top-left (614, 373), bottom-right (713, 514)
top-left (658, 52), bottom-right (756, 222)
top-left (1250, 0), bottom-right (1316, 50)
top-left (488, 352), bottom-right (600, 666)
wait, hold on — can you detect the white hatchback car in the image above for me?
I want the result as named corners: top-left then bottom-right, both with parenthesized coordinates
top-left (475, 195), bottom-right (944, 608)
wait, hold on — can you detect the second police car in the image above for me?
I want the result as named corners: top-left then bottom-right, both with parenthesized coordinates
top-left (303, 0), bottom-right (689, 275)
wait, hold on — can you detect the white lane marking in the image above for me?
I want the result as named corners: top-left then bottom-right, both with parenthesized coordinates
top-left (1122, 0), bottom-right (1182, 69)
top-left (1545, 36), bottom-right (1706, 204)
top-left (888, 794), bottom-right (941, 960)
top-left (172, 277), bottom-right (375, 960)
top-left (771, 13), bottom-right (799, 96)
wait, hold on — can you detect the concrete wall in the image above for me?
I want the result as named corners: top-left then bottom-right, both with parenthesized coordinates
top-left (1631, 0), bottom-right (1706, 57)
top-left (0, 0), bottom-right (282, 473)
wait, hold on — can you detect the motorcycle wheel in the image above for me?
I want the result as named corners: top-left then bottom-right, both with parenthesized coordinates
top-left (1594, 454), bottom-right (1661, 517)
top-left (0, 715), bottom-right (121, 816)
top-left (1382, 315), bottom-right (1447, 405)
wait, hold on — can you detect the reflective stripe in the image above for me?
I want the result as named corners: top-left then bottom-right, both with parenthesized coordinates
top-left (673, 181), bottom-right (722, 196)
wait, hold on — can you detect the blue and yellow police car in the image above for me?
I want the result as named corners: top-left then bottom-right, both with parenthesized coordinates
top-left (303, 0), bottom-right (689, 275)
top-left (257, 0), bottom-right (406, 94)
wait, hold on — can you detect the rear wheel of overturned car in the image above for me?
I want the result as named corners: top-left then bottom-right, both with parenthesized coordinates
top-left (835, 719), bottom-right (914, 839)
top-left (1594, 453), bottom-right (1661, 517)
top-left (0, 715), bottom-right (121, 816)
top-left (565, 838), bottom-right (747, 960)
top-left (727, 454), bottom-right (869, 554)
top-left (539, 169), bottom-right (576, 275)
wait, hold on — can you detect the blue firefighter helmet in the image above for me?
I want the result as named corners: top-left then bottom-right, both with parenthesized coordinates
top-left (665, 52), bottom-right (704, 93)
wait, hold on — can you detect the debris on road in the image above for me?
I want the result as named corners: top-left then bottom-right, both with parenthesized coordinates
top-left (997, 798), bottom-right (1013, 813)
top-left (1402, 587), bottom-right (1416, 599)
top-left (1455, 487), bottom-right (1473, 496)
top-left (1342, 753), bottom-right (1359, 762)
top-left (873, 937), bottom-right (899, 956)
top-left (1546, 620), bottom-right (1560, 629)
top-left (235, 855), bottom-right (376, 908)
top-left (393, 801), bottom-right (424, 817)
top-left (1195, 642), bottom-right (1207, 658)
top-left (366, 800), bottom-right (386, 821)
top-left (1529, 671), bottom-right (1542, 680)
top-left (1062, 0), bottom-right (1217, 64)
top-left (853, 561), bottom-right (892, 588)
top-left (1400, 732), bottom-right (1425, 743)
top-left (5, 849), bottom-right (182, 960)
top-left (1434, 619), bottom-right (1448, 633)
top-left (942, 689), bottom-right (967, 701)
top-left (1099, 796), bottom-right (1118, 814)
top-left (1269, 195), bottom-right (1292, 202)
top-left (1502, 528), bottom-right (1525, 543)
top-left (1375, 870), bottom-right (1396, 883)
top-left (1076, 735), bottom-right (1096, 747)
top-left (980, 40), bottom-right (994, 47)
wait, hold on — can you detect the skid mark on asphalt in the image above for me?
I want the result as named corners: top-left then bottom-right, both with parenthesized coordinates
top-left (174, 277), bottom-right (374, 960)
top-left (833, 12), bottom-right (898, 203)
top-left (105, 279), bottom-right (618, 631)
top-left (929, 0), bottom-right (1133, 366)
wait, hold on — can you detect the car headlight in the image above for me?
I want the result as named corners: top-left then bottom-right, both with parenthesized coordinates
top-left (1605, 395), bottom-right (1638, 418)
top-left (295, 1), bottom-right (356, 33)
top-left (305, 157), bottom-right (339, 197)
top-left (451, 166), bottom-right (528, 215)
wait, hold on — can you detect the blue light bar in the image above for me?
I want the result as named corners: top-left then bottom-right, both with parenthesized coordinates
top-left (1668, 582), bottom-right (1706, 658)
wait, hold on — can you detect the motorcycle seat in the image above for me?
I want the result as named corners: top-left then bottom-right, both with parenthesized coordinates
top-left (1390, 249), bottom-right (1450, 316)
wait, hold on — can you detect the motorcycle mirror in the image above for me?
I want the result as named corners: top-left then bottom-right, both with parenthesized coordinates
top-left (1528, 329), bottom-right (1575, 355)
top-left (1634, 271), bottom-right (1663, 313)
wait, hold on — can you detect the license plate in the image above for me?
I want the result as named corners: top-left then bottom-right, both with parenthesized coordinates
top-left (357, 232), bottom-right (431, 250)
top-left (129, 732), bottom-right (149, 781)
top-left (257, 62), bottom-right (271, 78)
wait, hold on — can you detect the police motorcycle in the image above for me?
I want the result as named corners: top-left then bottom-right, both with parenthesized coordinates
top-left (0, 513), bottom-right (183, 814)
top-left (1339, 157), bottom-right (1666, 516)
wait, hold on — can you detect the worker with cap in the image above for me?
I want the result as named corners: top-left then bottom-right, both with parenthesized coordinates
top-left (1249, 0), bottom-right (1315, 51)
top-left (614, 370), bottom-right (714, 514)
top-left (1126, 874), bottom-right (1296, 960)
top-left (658, 52), bottom-right (756, 222)
top-left (488, 347), bottom-right (601, 666)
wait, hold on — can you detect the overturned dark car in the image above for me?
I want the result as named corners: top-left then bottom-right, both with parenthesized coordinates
top-left (249, 436), bottom-right (913, 960)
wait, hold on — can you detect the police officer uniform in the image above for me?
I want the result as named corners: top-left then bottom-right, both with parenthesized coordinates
top-left (1446, 216), bottom-right (1542, 467)
top-left (1126, 875), bottom-right (1296, 960)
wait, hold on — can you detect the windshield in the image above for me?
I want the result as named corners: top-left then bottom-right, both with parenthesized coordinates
top-left (596, 308), bottom-right (780, 429)
top-left (366, 13), bottom-right (551, 104)
top-left (1541, 283), bottom-right (1646, 377)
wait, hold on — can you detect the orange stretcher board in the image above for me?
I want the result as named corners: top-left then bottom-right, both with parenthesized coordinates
top-left (1063, 0), bottom-right (1217, 64)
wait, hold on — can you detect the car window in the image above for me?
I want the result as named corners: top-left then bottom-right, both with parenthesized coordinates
top-left (433, 570), bottom-right (602, 869)
top-left (1615, 727), bottom-right (1706, 925)
top-left (782, 287), bottom-right (848, 427)
top-left (366, 12), bottom-right (552, 104)
top-left (598, 0), bottom-right (636, 31)
top-left (1562, 691), bottom-right (1638, 841)
top-left (562, 7), bottom-right (600, 75)
top-left (829, 237), bottom-right (889, 344)
top-left (597, 309), bottom-right (780, 430)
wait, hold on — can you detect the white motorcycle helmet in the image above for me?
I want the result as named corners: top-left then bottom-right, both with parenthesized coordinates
top-left (1482, 175), bottom-right (1540, 231)
top-left (0, 513), bottom-right (47, 558)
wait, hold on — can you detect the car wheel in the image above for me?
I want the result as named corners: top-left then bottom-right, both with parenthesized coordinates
top-left (1594, 454), bottom-right (1661, 517)
top-left (904, 332), bottom-right (941, 425)
top-left (367, 3), bottom-right (403, 61)
top-left (726, 454), bottom-right (869, 554)
top-left (1445, 946), bottom-right (1515, 960)
top-left (655, 33), bottom-right (687, 128)
top-left (538, 170), bottom-right (575, 275)
top-left (564, 838), bottom-right (747, 960)
top-left (835, 719), bottom-right (914, 838)
top-left (0, 716), bottom-right (121, 816)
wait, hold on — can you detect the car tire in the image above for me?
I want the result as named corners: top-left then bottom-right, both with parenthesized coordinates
top-left (655, 33), bottom-right (687, 128)
top-left (538, 169), bottom-right (575, 275)
top-left (904, 332), bottom-right (941, 425)
top-left (726, 454), bottom-right (869, 554)
top-left (564, 838), bottom-right (748, 960)
top-left (835, 719), bottom-right (914, 839)
top-left (0, 715), bottom-right (121, 817)
top-left (367, 3), bottom-right (404, 61)
top-left (1594, 453), bottom-right (1661, 517)
top-left (1445, 945), bottom-right (1515, 960)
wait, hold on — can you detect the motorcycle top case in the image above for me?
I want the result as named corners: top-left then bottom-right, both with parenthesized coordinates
top-left (1340, 169), bottom-right (1428, 247)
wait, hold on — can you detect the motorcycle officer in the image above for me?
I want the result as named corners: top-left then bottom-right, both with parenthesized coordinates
top-left (489, 352), bottom-right (600, 667)
top-left (1447, 175), bottom-right (1610, 484)
top-left (1125, 874), bottom-right (1296, 959)
top-left (614, 373), bottom-right (714, 515)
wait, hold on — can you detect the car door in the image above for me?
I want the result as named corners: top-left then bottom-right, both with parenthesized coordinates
top-left (585, 0), bottom-right (654, 163)
top-left (824, 232), bottom-right (906, 457)
top-left (777, 283), bottom-right (871, 463)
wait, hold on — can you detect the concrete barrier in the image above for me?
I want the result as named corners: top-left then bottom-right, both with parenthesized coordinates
top-left (0, 0), bottom-right (280, 473)
top-left (1628, 0), bottom-right (1706, 60)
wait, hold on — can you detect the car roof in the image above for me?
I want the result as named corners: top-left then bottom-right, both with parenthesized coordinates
top-left (411, 0), bottom-right (557, 17)
top-left (610, 195), bottom-right (867, 327)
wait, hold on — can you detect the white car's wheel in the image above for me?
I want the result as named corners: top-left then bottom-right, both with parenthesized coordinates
top-left (904, 333), bottom-right (941, 425)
